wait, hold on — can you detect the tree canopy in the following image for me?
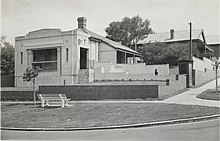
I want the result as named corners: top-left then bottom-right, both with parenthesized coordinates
top-left (105, 15), bottom-right (153, 49)
top-left (139, 42), bottom-right (189, 65)
top-left (1, 40), bottom-right (15, 76)
top-left (23, 67), bottom-right (42, 105)
top-left (23, 67), bottom-right (42, 82)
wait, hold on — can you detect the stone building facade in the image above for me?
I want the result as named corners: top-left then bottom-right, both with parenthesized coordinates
top-left (15, 17), bottom-right (141, 87)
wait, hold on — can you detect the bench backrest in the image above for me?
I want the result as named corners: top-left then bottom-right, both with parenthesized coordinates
top-left (37, 94), bottom-right (68, 100)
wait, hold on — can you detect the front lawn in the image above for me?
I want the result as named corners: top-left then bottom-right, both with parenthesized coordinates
top-left (1, 102), bottom-right (220, 128)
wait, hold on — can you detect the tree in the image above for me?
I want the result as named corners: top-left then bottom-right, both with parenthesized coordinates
top-left (0, 39), bottom-right (15, 76)
top-left (163, 43), bottom-right (189, 65)
top-left (105, 15), bottom-right (153, 50)
top-left (23, 67), bottom-right (42, 105)
top-left (138, 42), bottom-right (167, 65)
top-left (139, 42), bottom-right (189, 65)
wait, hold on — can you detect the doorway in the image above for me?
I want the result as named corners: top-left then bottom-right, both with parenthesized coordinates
top-left (80, 48), bottom-right (88, 69)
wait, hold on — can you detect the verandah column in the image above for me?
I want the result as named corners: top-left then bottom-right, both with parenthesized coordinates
top-left (124, 52), bottom-right (127, 64)
top-left (27, 50), bottom-right (33, 68)
top-left (57, 47), bottom-right (61, 75)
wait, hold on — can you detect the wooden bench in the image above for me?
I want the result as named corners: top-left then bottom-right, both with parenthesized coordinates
top-left (37, 94), bottom-right (71, 107)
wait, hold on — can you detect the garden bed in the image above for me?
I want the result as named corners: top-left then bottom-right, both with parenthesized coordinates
top-left (196, 89), bottom-right (220, 101)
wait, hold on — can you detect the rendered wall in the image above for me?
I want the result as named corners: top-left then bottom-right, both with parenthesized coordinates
top-left (193, 69), bottom-right (217, 86)
top-left (193, 57), bottom-right (214, 72)
top-left (94, 62), bottom-right (169, 75)
top-left (16, 71), bottom-right (78, 89)
top-left (94, 68), bottom-right (178, 81)
top-left (159, 74), bottom-right (186, 99)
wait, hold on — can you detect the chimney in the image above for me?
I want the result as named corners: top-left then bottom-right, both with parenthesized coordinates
top-left (170, 29), bottom-right (174, 39)
top-left (77, 17), bottom-right (87, 29)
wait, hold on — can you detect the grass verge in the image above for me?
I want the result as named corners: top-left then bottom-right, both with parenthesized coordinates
top-left (196, 89), bottom-right (220, 101)
top-left (1, 103), bottom-right (220, 128)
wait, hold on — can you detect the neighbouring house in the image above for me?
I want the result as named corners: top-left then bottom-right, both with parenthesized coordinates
top-left (15, 17), bottom-right (141, 87)
top-left (137, 29), bottom-right (217, 87)
top-left (206, 35), bottom-right (220, 59)
top-left (137, 29), bottom-right (214, 59)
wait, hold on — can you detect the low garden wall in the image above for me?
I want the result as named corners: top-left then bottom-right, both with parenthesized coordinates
top-left (1, 91), bottom-right (34, 101)
top-left (94, 62), bottom-right (169, 75)
top-left (1, 74), bottom-right (187, 101)
top-left (159, 75), bottom-right (186, 99)
top-left (1, 75), bottom-right (14, 87)
top-left (94, 68), bottom-right (178, 81)
top-left (38, 85), bottom-right (159, 100)
top-left (193, 69), bottom-right (218, 86)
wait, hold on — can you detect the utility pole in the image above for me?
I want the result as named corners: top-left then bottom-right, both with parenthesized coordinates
top-left (216, 64), bottom-right (218, 94)
top-left (212, 57), bottom-right (219, 94)
top-left (188, 22), bottom-right (192, 61)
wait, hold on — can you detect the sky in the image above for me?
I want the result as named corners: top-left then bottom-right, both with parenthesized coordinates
top-left (1, 0), bottom-right (219, 45)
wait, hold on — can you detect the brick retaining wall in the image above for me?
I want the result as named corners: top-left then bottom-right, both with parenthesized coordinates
top-left (1, 75), bottom-right (15, 87)
top-left (1, 91), bottom-right (34, 101)
top-left (39, 85), bottom-right (158, 100)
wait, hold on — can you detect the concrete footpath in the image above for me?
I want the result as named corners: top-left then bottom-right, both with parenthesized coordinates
top-left (162, 78), bottom-right (220, 107)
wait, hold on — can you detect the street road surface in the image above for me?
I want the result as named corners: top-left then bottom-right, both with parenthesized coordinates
top-left (1, 118), bottom-right (220, 141)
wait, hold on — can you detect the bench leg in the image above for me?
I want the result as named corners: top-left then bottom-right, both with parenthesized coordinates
top-left (45, 100), bottom-right (49, 106)
top-left (61, 100), bottom-right (64, 108)
top-left (41, 100), bottom-right (45, 107)
top-left (65, 101), bottom-right (69, 106)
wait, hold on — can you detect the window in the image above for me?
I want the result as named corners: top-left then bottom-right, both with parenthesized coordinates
top-left (32, 49), bottom-right (57, 71)
top-left (33, 49), bottom-right (57, 62)
top-left (20, 52), bottom-right (23, 64)
top-left (78, 39), bottom-right (82, 45)
top-left (66, 48), bottom-right (69, 62)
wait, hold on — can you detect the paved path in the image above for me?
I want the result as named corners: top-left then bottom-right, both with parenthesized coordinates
top-left (163, 78), bottom-right (220, 107)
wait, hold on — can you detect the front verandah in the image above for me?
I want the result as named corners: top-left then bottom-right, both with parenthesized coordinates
top-left (116, 50), bottom-right (141, 64)
top-left (196, 40), bottom-right (214, 59)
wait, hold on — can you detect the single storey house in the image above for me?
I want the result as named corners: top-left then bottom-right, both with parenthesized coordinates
top-left (15, 17), bottom-right (141, 87)
top-left (137, 29), bottom-right (214, 59)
